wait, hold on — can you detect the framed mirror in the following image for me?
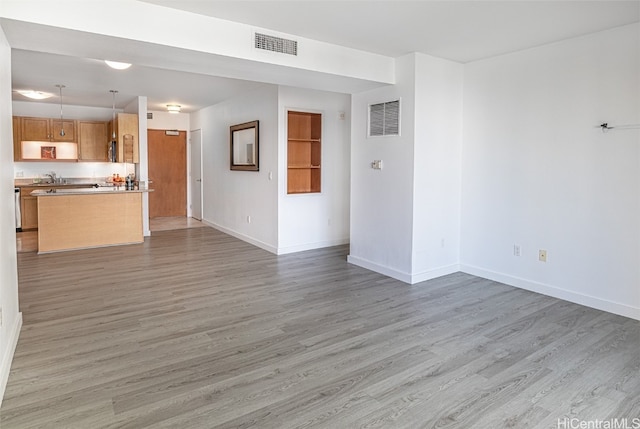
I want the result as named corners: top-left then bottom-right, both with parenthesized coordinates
top-left (230, 120), bottom-right (259, 171)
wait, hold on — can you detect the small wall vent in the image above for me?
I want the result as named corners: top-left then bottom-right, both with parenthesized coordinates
top-left (147, 112), bottom-right (153, 119)
top-left (255, 32), bottom-right (297, 56)
top-left (369, 100), bottom-right (400, 137)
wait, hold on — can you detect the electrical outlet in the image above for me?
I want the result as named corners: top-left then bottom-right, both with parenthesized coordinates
top-left (247, 215), bottom-right (251, 224)
top-left (16, 171), bottom-right (24, 178)
top-left (539, 249), bottom-right (547, 262)
top-left (513, 245), bottom-right (521, 257)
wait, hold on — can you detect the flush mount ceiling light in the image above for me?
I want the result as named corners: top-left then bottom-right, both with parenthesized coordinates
top-left (104, 60), bottom-right (132, 70)
top-left (16, 90), bottom-right (54, 100)
top-left (167, 104), bottom-right (181, 114)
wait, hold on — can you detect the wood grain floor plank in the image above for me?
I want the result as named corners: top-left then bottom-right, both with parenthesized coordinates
top-left (2, 226), bottom-right (639, 428)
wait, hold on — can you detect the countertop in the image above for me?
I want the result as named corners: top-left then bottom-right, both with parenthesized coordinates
top-left (31, 187), bottom-right (151, 196)
top-left (15, 178), bottom-right (104, 187)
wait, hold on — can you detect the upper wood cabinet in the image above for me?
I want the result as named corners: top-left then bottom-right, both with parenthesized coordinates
top-left (78, 121), bottom-right (109, 162)
top-left (110, 113), bottom-right (139, 163)
top-left (287, 111), bottom-right (322, 194)
top-left (12, 116), bottom-right (20, 162)
top-left (20, 117), bottom-right (77, 143)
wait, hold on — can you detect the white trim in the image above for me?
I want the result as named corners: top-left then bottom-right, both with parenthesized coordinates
top-left (0, 312), bottom-right (22, 406)
top-left (347, 255), bottom-right (459, 285)
top-left (277, 238), bottom-right (349, 255)
top-left (202, 219), bottom-right (278, 254)
top-left (460, 264), bottom-right (640, 321)
top-left (410, 264), bottom-right (461, 284)
top-left (347, 255), bottom-right (412, 283)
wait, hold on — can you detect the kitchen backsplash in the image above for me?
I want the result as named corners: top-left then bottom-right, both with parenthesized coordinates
top-left (14, 161), bottom-right (134, 180)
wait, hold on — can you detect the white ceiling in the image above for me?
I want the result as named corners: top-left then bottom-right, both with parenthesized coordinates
top-left (141, 0), bottom-right (640, 61)
top-left (7, 0), bottom-right (640, 113)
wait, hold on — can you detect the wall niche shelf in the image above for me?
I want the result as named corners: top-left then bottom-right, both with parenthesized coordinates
top-left (287, 111), bottom-right (321, 194)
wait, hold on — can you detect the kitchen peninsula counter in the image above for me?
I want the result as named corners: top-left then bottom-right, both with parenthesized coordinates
top-left (32, 188), bottom-right (152, 253)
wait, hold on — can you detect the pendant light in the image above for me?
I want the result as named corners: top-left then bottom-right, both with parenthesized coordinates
top-left (55, 84), bottom-right (66, 136)
top-left (109, 90), bottom-right (118, 163)
top-left (110, 90), bottom-right (118, 139)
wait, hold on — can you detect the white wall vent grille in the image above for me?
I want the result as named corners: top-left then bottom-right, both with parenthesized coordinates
top-left (369, 100), bottom-right (400, 137)
top-left (255, 32), bottom-right (298, 56)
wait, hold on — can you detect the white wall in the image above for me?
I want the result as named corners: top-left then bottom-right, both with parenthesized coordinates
top-left (461, 23), bottom-right (640, 320)
top-left (0, 26), bottom-right (22, 406)
top-left (191, 85), bottom-right (279, 251)
top-left (277, 86), bottom-right (351, 254)
top-left (412, 53), bottom-right (463, 282)
top-left (147, 110), bottom-right (190, 132)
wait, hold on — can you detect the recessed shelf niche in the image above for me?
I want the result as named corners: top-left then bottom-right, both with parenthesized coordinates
top-left (287, 111), bottom-right (321, 194)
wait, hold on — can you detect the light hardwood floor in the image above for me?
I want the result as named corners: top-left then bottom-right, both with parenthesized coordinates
top-left (2, 227), bottom-right (639, 428)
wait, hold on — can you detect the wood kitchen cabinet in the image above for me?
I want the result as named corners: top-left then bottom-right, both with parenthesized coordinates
top-left (110, 113), bottom-right (139, 163)
top-left (19, 184), bottom-right (97, 230)
top-left (20, 117), bottom-right (77, 143)
top-left (12, 116), bottom-right (20, 161)
top-left (21, 189), bottom-right (39, 230)
top-left (78, 121), bottom-right (109, 161)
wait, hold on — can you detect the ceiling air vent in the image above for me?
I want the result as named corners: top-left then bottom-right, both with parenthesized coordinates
top-left (369, 100), bottom-right (400, 137)
top-left (255, 32), bottom-right (297, 56)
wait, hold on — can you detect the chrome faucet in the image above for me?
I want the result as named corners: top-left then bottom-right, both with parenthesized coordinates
top-left (44, 172), bottom-right (56, 184)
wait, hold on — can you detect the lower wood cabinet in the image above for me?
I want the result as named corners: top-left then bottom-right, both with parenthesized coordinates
top-left (21, 191), bottom-right (39, 230)
top-left (20, 184), bottom-right (97, 230)
top-left (20, 192), bottom-right (38, 230)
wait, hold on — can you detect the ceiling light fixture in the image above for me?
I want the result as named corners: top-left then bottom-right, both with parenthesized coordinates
top-left (104, 60), bottom-right (132, 70)
top-left (167, 104), bottom-right (181, 114)
top-left (55, 84), bottom-right (66, 136)
top-left (17, 90), bottom-right (53, 100)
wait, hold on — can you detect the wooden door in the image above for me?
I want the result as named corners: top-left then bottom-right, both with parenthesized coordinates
top-left (148, 129), bottom-right (187, 218)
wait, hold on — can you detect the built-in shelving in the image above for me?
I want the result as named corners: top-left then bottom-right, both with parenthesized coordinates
top-left (287, 111), bottom-right (321, 194)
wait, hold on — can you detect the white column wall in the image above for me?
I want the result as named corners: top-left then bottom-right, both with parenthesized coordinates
top-left (277, 86), bottom-right (351, 254)
top-left (0, 26), bottom-right (21, 406)
top-left (348, 54), bottom-right (417, 281)
top-left (412, 53), bottom-right (463, 282)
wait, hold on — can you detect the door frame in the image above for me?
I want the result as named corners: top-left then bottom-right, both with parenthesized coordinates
top-left (190, 129), bottom-right (203, 220)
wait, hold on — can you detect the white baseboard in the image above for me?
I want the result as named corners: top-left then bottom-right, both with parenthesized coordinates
top-left (277, 238), bottom-right (349, 255)
top-left (202, 220), bottom-right (278, 254)
top-left (347, 255), bottom-right (412, 283)
top-left (410, 264), bottom-right (461, 284)
top-left (0, 312), bottom-right (22, 407)
top-left (347, 255), bottom-right (460, 285)
top-left (203, 220), bottom-right (349, 255)
top-left (460, 264), bottom-right (640, 321)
